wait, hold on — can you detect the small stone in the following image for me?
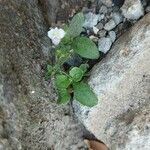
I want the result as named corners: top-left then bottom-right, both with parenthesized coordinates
top-left (83, 12), bottom-right (100, 28)
top-left (111, 12), bottom-right (123, 25)
top-left (89, 35), bottom-right (99, 42)
top-left (98, 37), bottom-right (112, 53)
top-left (98, 30), bottom-right (107, 38)
top-left (96, 22), bottom-right (104, 30)
top-left (99, 5), bottom-right (108, 14)
top-left (112, 0), bottom-right (125, 7)
top-left (104, 19), bottom-right (116, 31)
top-left (99, 14), bottom-right (105, 21)
top-left (100, 0), bottom-right (113, 7)
top-left (146, 6), bottom-right (150, 13)
top-left (108, 31), bottom-right (116, 42)
top-left (93, 26), bottom-right (99, 34)
top-left (121, 0), bottom-right (144, 20)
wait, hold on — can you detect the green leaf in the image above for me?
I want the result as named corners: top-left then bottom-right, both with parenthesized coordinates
top-left (72, 37), bottom-right (100, 59)
top-left (55, 74), bottom-right (71, 89)
top-left (45, 65), bottom-right (53, 80)
top-left (69, 67), bottom-right (83, 82)
top-left (73, 82), bottom-right (98, 107)
top-left (47, 65), bottom-right (53, 76)
top-left (79, 64), bottom-right (89, 74)
top-left (57, 88), bottom-right (71, 104)
top-left (67, 13), bottom-right (84, 38)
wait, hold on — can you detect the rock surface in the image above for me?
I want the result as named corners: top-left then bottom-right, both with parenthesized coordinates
top-left (0, 0), bottom-right (87, 149)
top-left (74, 13), bottom-right (150, 149)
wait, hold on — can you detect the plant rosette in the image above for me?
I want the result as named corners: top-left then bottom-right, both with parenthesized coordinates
top-left (47, 13), bottom-right (100, 107)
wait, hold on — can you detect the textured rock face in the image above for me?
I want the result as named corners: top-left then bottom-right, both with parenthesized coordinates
top-left (0, 0), bottom-right (86, 149)
top-left (74, 13), bottom-right (150, 149)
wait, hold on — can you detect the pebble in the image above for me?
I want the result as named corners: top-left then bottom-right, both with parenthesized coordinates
top-left (146, 6), bottom-right (150, 13)
top-left (99, 5), bottom-right (108, 14)
top-left (83, 12), bottom-right (100, 28)
top-left (121, 0), bottom-right (144, 20)
top-left (111, 12), bottom-right (123, 25)
top-left (112, 0), bottom-right (125, 7)
top-left (89, 35), bottom-right (99, 42)
top-left (98, 37), bottom-right (112, 53)
top-left (93, 26), bottom-right (99, 34)
top-left (98, 30), bottom-right (107, 38)
top-left (96, 22), bottom-right (104, 30)
top-left (99, 14), bottom-right (105, 21)
top-left (100, 0), bottom-right (113, 7)
top-left (108, 31), bottom-right (116, 42)
top-left (104, 19), bottom-right (116, 31)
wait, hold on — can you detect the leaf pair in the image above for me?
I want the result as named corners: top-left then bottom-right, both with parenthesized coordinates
top-left (55, 64), bottom-right (98, 107)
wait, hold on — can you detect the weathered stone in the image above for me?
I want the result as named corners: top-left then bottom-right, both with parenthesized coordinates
top-left (74, 14), bottom-right (150, 149)
top-left (100, 0), bottom-right (113, 7)
top-left (0, 0), bottom-right (87, 149)
top-left (99, 5), bottom-right (108, 14)
top-left (111, 12), bottom-right (123, 25)
top-left (98, 30), bottom-right (107, 37)
top-left (108, 31), bottom-right (116, 42)
top-left (83, 12), bottom-right (100, 28)
top-left (104, 19), bottom-right (116, 31)
top-left (98, 37), bottom-right (112, 53)
top-left (121, 0), bottom-right (144, 20)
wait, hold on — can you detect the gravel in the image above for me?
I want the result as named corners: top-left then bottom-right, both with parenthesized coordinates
top-left (104, 19), bottom-right (116, 31)
top-left (96, 22), bottom-right (104, 30)
top-left (82, 0), bottom-right (148, 56)
top-left (98, 37), bottom-right (112, 53)
top-left (108, 31), bottom-right (116, 42)
top-left (98, 30), bottom-right (107, 38)
top-left (111, 12), bottom-right (123, 25)
top-left (121, 0), bottom-right (144, 20)
top-left (83, 12), bottom-right (100, 28)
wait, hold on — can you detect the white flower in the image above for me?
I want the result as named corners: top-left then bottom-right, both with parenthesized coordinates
top-left (47, 27), bottom-right (66, 45)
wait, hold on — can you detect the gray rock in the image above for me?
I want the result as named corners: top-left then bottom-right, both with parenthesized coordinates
top-left (100, 0), bottom-right (113, 7)
top-left (98, 30), bottom-right (107, 37)
top-left (96, 22), bottom-right (104, 30)
top-left (83, 12), bottom-right (100, 28)
top-left (121, 0), bottom-right (144, 20)
top-left (99, 5), bottom-right (108, 14)
top-left (111, 12), bottom-right (124, 25)
top-left (98, 37), bottom-right (112, 53)
top-left (108, 31), bottom-right (116, 42)
top-left (74, 14), bottom-right (150, 149)
top-left (0, 0), bottom-right (87, 149)
top-left (104, 19), bottom-right (116, 31)
top-left (146, 6), bottom-right (150, 13)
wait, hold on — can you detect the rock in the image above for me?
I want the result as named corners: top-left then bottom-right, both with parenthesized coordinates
top-left (98, 37), bottom-right (112, 53)
top-left (121, 0), bottom-right (144, 20)
top-left (96, 22), bottom-right (104, 30)
top-left (112, 0), bottom-right (125, 7)
top-left (93, 26), bottom-right (99, 34)
top-left (146, 6), bottom-right (150, 13)
top-left (83, 12), bottom-right (100, 28)
top-left (100, 0), bottom-right (113, 7)
top-left (111, 12), bottom-right (123, 25)
top-left (0, 0), bottom-right (87, 149)
top-left (108, 31), bottom-right (116, 42)
top-left (99, 5), bottom-right (108, 14)
top-left (98, 30), bottom-right (107, 37)
top-left (104, 19), bottom-right (116, 31)
top-left (74, 14), bottom-right (150, 149)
